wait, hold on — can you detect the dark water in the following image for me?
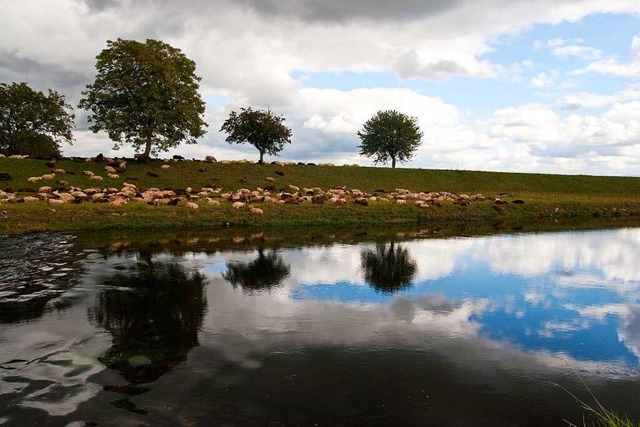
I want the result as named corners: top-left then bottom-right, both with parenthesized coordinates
top-left (1, 226), bottom-right (640, 426)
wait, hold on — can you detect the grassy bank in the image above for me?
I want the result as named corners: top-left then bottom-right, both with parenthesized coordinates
top-left (2, 157), bottom-right (640, 234)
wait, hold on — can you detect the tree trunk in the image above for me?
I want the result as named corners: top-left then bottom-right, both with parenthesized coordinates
top-left (259, 150), bottom-right (264, 164)
top-left (143, 139), bottom-right (152, 158)
top-left (391, 157), bottom-right (396, 169)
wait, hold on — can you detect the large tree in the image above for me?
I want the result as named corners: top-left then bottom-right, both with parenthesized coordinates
top-left (79, 38), bottom-right (207, 158)
top-left (220, 107), bottom-right (292, 164)
top-left (0, 82), bottom-right (74, 157)
top-left (357, 110), bottom-right (423, 168)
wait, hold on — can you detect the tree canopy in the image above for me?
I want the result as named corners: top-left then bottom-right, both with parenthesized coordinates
top-left (220, 107), bottom-right (292, 164)
top-left (0, 82), bottom-right (74, 157)
top-left (357, 110), bottom-right (423, 168)
top-left (79, 38), bottom-right (207, 158)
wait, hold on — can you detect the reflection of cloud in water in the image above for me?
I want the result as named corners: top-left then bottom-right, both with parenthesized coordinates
top-left (199, 275), bottom-right (636, 381)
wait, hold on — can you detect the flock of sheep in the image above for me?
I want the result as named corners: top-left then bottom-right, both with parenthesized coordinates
top-left (0, 155), bottom-right (501, 215)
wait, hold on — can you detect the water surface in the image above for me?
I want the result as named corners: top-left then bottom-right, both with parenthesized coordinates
top-left (1, 226), bottom-right (640, 426)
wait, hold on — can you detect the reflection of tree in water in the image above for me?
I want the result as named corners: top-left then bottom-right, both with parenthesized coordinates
top-left (223, 248), bottom-right (290, 292)
top-left (361, 242), bottom-right (417, 293)
top-left (88, 259), bottom-right (207, 390)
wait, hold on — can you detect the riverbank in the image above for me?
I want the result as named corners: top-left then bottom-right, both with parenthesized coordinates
top-left (2, 157), bottom-right (640, 234)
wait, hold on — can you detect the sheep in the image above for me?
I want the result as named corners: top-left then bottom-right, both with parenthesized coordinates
top-left (396, 199), bottom-right (407, 205)
top-left (9, 155), bottom-right (27, 159)
top-left (104, 166), bottom-right (117, 173)
top-left (265, 177), bottom-right (275, 182)
top-left (109, 198), bottom-right (128, 207)
top-left (249, 205), bottom-right (263, 215)
top-left (48, 198), bottom-right (66, 205)
top-left (0, 154), bottom-right (5, 159)
top-left (90, 175), bottom-right (104, 181)
top-left (205, 198), bottom-right (220, 206)
top-left (232, 201), bottom-right (245, 209)
top-left (41, 173), bottom-right (55, 180)
top-left (107, 173), bottom-right (120, 179)
top-left (160, 164), bottom-right (171, 170)
top-left (27, 176), bottom-right (42, 182)
top-left (53, 168), bottom-right (66, 174)
top-left (38, 186), bottom-right (52, 193)
top-left (185, 201), bottom-right (199, 210)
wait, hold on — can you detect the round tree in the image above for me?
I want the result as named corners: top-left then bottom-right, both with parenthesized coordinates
top-left (357, 110), bottom-right (423, 168)
top-left (220, 107), bottom-right (292, 164)
top-left (79, 38), bottom-right (207, 158)
top-left (0, 82), bottom-right (74, 157)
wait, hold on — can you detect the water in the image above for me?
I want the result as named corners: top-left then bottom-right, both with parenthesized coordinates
top-left (1, 226), bottom-right (640, 426)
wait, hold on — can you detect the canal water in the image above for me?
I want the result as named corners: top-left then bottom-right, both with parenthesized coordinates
top-left (1, 225), bottom-right (640, 426)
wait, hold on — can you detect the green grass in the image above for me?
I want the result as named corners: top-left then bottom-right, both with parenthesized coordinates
top-left (2, 157), bottom-right (640, 234)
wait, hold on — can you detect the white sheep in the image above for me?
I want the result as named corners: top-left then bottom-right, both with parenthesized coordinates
top-left (185, 201), bottom-right (199, 210)
top-left (160, 164), bottom-right (171, 170)
top-left (107, 173), bottom-right (120, 179)
top-left (249, 205), bottom-right (263, 215)
top-left (90, 175), bottom-right (104, 181)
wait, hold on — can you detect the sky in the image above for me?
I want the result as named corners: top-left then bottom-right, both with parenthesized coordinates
top-left (2, 1), bottom-right (640, 176)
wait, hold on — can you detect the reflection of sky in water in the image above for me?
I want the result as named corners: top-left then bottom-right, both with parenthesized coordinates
top-left (284, 229), bottom-right (640, 367)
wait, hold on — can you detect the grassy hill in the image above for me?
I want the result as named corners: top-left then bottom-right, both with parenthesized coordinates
top-left (1, 157), bottom-right (640, 234)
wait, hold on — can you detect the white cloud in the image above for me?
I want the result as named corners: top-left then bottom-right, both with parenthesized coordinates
top-left (530, 71), bottom-right (557, 88)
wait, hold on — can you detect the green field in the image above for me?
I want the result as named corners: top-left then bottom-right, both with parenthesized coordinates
top-left (1, 157), bottom-right (640, 234)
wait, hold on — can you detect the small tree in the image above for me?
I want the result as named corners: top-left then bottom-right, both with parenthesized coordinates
top-left (220, 107), bottom-right (292, 164)
top-left (357, 110), bottom-right (423, 168)
top-left (79, 38), bottom-right (207, 158)
top-left (0, 82), bottom-right (74, 157)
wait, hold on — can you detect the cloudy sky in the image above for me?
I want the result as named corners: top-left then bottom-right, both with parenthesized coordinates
top-left (2, 1), bottom-right (640, 175)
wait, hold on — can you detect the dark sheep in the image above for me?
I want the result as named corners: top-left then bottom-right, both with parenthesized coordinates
top-left (0, 172), bottom-right (11, 181)
top-left (147, 171), bottom-right (159, 178)
top-left (275, 170), bottom-right (284, 176)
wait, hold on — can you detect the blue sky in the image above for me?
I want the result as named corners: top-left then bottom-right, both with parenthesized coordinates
top-left (2, 1), bottom-right (640, 175)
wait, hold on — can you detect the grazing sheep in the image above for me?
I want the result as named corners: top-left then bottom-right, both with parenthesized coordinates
top-left (27, 176), bottom-right (42, 182)
top-left (107, 173), bottom-right (120, 179)
top-left (41, 173), bottom-right (55, 180)
top-left (205, 198), bottom-right (220, 206)
top-left (48, 199), bottom-right (66, 205)
top-left (185, 201), bottom-right (199, 209)
top-left (396, 199), bottom-right (407, 205)
top-left (265, 177), bottom-right (275, 182)
top-left (109, 198), bottom-right (128, 207)
top-left (83, 170), bottom-right (95, 177)
top-left (9, 155), bottom-right (27, 159)
top-left (104, 166), bottom-right (117, 173)
top-left (0, 154), bottom-right (5, 159)
top-left (90, 175), bottom-right (104, 181)
top-left (232, 201), bottom-right (245, 209)
top-left (249, 205), bottom-right (263, 215)
top-left (38, 186), bottom-right (52, 193)
top-left (53, 168), bottom-right (66, 174)
top-left (160, 164), bottom-right (171, 170)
